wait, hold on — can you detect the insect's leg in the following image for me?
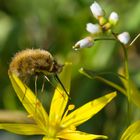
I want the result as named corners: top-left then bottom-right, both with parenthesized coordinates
top-left (35, 75), bottom-right (38, 96)
top-left (22, 84), bottom-right (27, 101)
top-left (54, 74), bottom-right (71, 100)
top-left (41, 77), bottom-right (46, 93)
top-left (34, 75), bottom-right (39, 113)
top-left (40, 77), bottom-right (46, 104)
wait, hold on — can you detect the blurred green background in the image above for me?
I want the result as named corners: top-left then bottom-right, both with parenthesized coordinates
top-left (0, 0), bottom-right (140, 139)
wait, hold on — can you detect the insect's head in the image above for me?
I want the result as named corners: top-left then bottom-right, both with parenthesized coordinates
top-left (51, 60), bottom-right (64, 74)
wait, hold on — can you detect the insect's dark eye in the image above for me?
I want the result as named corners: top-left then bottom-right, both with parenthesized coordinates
top-left (36, 65), bottom-right (49, 71)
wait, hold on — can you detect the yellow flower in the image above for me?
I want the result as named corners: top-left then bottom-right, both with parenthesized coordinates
top-left (0, 63), bottom-right (117, 140)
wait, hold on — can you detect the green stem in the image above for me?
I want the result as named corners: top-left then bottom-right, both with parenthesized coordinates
top-left (112, 31), bottom-right (131, 123)
top-left (122, 46), bottom-right (131, 125)
top-left (94, 37), bottom-right (115, 41)
top-left (79, 68), bottom-right (126, 95)
top-left (122, 46), bottom-right (130, 100)
top-left (112, 32), bottom-right (130, 99)
top-left (94, 76), bottom-right (126, 95)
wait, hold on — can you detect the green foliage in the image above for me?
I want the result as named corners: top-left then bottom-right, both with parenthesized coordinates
top-left (0, 0), bottom-right (140, 140)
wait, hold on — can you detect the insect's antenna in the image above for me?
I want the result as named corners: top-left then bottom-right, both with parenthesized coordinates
top-left (54, 74), bottom-right (71, 99)
top-left (22, 84), bottom-right (27, 101)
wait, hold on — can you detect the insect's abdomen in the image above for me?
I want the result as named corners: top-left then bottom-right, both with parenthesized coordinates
top-left (9, 49), bottom-right (54, 81)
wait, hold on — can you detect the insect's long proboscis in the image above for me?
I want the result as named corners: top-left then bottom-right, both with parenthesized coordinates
top-left (54, 74), bottom-right (71, 100)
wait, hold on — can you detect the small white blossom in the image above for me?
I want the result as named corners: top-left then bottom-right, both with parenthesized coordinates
top-left (90, 1), bottom-right (104, 19)
top-left (73, 37), bottom-right (93, 50)
top-left (117, 32), bottom-right (130, 45)
top-left (86, 23), bottom-right (101, 34)
top-left (109, 12), bottom-right (119, 25)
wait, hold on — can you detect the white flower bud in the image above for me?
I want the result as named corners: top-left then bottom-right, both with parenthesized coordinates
top-left (117, 32), bottom-right (130, 45)
top-left (90, 1), bottom-right (104, 19)
top-left (73, 37), bottom-right (93, 50)
top-left (109, 12), bottom-right (119, 25)
top-left (86, 23), bottom-right (101, 34)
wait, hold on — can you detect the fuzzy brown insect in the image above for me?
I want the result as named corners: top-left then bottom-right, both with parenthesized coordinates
top-left (9, 49), bottom-right (63, 81)
top-left (9, 49), bottom-right (69, 98)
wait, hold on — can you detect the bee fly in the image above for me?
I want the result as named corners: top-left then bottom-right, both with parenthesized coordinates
top-left (8, 49), bottom-right (70, 99)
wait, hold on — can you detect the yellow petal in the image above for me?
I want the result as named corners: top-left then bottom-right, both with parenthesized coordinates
top-left (0, 123), bottom-right (45, 135)
top-left (120, 120), bottom-right (140, 140)
top-left (57, 130), bottom-right (108, 140)
top-left (61, 92), bottom-right (117, 127)
top-left (49, 63), bottom-right (72, 124)
top-left (9, 73), bottom-right (49, 130)
top-left (43, 136), bottom-right (59, 140)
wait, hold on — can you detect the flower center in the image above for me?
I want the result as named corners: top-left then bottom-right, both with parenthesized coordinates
top-left (46, 105), bottom-right (75, 138)
top-left (47, 121), bottom-right (61, 138)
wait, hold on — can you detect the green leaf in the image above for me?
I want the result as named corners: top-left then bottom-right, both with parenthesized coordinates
top-left (121, 120), bottom-right (140, 140)
top-left (126, 81), bottom-right (140, 109)
top-left (79, 68), bottom-right (126, 94)
top-left (119, 69), bottom-right (140, 108)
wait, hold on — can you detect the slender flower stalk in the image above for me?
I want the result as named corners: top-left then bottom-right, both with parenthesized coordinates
top-left (113, 31), bottom-right (130, 103)
top-left (111, 31), bottom-right (131, 124)
top-left (0, 63), bottom-right (117, 140)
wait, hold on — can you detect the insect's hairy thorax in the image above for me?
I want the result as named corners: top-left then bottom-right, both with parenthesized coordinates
top-left (9, 49), bottom-right (63, 82)
top-left (9, 48), bottom-right (70, 99)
